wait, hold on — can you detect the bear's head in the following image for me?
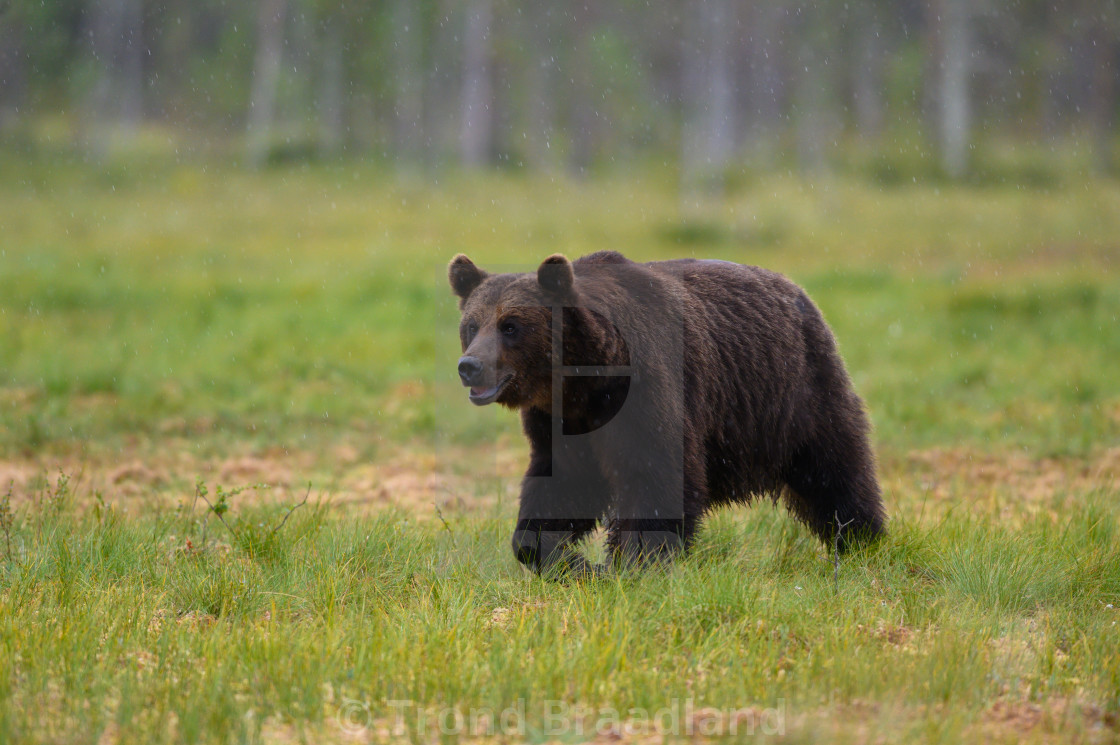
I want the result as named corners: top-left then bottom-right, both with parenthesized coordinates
top-left (448, 253), bottom-right (576, 408)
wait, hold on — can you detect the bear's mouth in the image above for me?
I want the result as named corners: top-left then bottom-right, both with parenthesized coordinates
top-left (469, 374), bottom-right (514, 406)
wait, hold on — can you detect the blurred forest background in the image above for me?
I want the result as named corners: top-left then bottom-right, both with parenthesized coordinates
top-left (1, 0), bottom-right (1117, 183)
top-left (2, 0), bottom-right (1119, 464)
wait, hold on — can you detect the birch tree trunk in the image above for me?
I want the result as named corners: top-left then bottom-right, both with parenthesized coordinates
top-left (318, 15), bottom-right (345, 155)
top-left (794, 4), bottom-right (832, 173)
top-left (1087, 25), bottom-right (1116, 171)
top-left (459, 0), bottom-right (493, 167)
top-left (392, 0), bottom-right (423, 168)
top-left (929, 0), bottom-right (972, 178)
top-left (525, 4), bottom-right (559, 170)
top-left (567, 2), bottom-right (596, 175)
top-left (246, 0), bottom-right (288, 167)
top-left (0, 17), bottom-right (24, 132)
top-left (743, 1), bottom-right (785, 166)
top-left (681, 0), bottom-right (737, 192)
top-left (85, 0), bottom-right (144, 154)
top-left (852, 2), bottom-right (884, 141)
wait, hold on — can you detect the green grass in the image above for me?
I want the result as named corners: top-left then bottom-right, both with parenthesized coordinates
top-left (1, 147), bottom-right (1120, 743)
top-left (2, 149), bottom-right (1119, 457)
top-left (0, 483), bottom-right (1117, 743)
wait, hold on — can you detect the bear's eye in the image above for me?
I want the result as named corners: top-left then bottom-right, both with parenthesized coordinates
top-left (500, 321), bottom-right (518, 337)
top-left (465, 322), bottom-right (478, 340)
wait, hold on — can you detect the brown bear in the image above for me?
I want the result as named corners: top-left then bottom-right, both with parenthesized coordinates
top-left (449, 250), bottom-right (885, 574)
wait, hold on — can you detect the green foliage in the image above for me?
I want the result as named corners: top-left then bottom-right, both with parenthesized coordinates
top-left (168, 553), bottom-right (263, 618)
top-left (191, 479), bottom-right (319, 565)
top-left (0, 487), bottom-right (1118, 743)
top-left (0, 482), bottom-right (13, 563)
top-left (1, 155), bottom-right (1118, 458)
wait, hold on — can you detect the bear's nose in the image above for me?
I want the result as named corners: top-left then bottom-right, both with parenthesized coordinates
top-left (458, 356), bottom-right (484, 386)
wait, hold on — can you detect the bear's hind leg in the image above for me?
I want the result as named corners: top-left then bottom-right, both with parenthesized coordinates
top-left (782, 435), bottom-right (886, 551)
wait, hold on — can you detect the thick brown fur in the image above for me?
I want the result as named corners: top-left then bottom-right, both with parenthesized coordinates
top-left (450, 251), bottom-right (886, 573)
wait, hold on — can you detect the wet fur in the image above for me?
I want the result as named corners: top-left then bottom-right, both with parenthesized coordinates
top-left (451, 251), bottom-right (886, 572)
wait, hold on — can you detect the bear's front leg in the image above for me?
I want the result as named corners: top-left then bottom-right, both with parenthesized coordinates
top-left (513, 409), bottom-right (608, 576)
top-left (512, 476), bottom-right (600, 575)
top-left (511, 517), bottom-right (598, 576)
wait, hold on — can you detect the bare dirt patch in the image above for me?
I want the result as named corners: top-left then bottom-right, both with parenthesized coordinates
top-left (787, 698), bottom-right (1118, 745)
top-left (967, 697), bottom-right (1119, 744)
top-left (0, 443), bottom-right (522, 519)
top-left (880, 447), bottom-right (1120, 523)
top-left (1, 445), bottom-right (1115, 523)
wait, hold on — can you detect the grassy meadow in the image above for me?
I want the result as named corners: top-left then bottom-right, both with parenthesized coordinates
top-left (1, 143), bottom-right (1119, 743)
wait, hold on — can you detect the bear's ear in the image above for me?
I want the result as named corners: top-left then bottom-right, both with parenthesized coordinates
top-left (449, 254), bottom-right (486, 299)
top-left (537, 254), bottom-right (574, 296)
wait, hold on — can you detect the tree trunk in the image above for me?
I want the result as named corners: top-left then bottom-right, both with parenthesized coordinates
top-left (425, 1), bottom-right (464, 170)
top-left (852, 3), bottom-right (884, 140)
top-left (246, 0), bottom-right (288, 167)
top-left (1037, 27), bottom-right (1061, 140)
top-left (1087, 27), bottom-right (1116, 171)
top-left (567, 2), bottom-right (597, 176)
top-left (318, 16), bottom-right (345, 156)
top-left (928, 0), bottom-right (971, 178)
top-left (525, 4), bottom-right (559, 170)
top-left (794, 5), bottom-right (833, 173)
top-left (681, 0), bottom-right (737, 192)
top-left (85, 0), bottom-right (145, 153)
top-left (0, 16), bottom-right (24, 132)
top-left (743, 2), bottom-right (785, 166)
top-left (459, 0), bottom-right (493, 167)
top-left (392, 0), bottom-right (423, 168)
